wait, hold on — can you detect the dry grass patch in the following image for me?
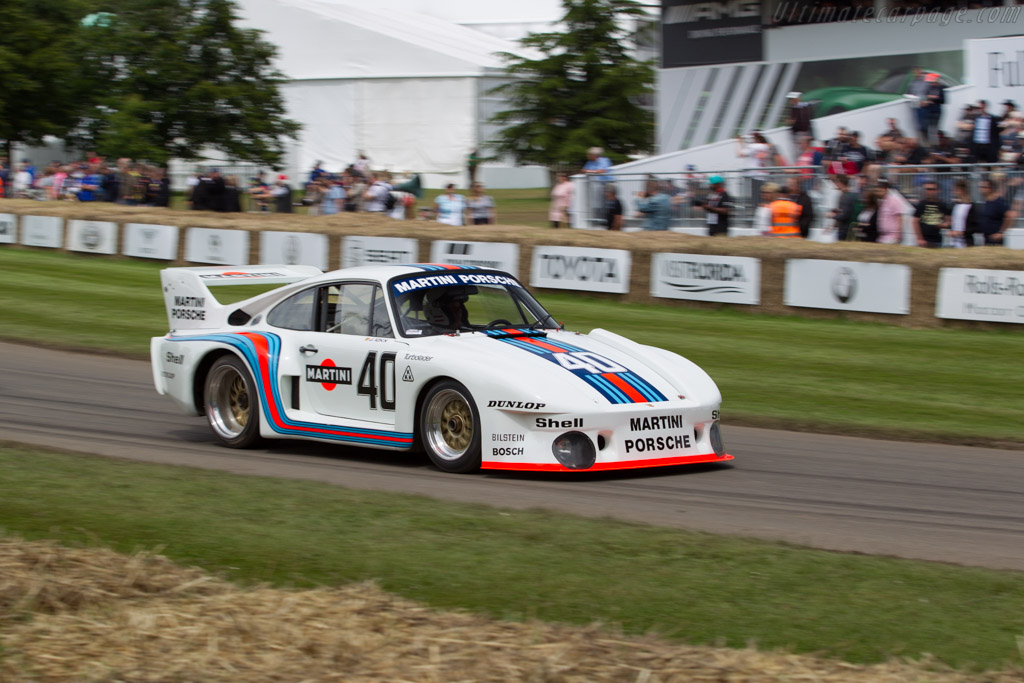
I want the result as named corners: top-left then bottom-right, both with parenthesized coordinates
top-left (0, 537), bottom-right (1018, 682)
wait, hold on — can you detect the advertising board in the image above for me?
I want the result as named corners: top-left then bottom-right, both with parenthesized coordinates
top-left (20, 216), bottom-right (63, 248)
top-left (651, 253), bottom-right (760, 304)
top-left (341, 236), bottom-right (418, 268)
top-left (184, 227), bottom-right (250, 265)
top-left (429, 241), bottom-right (520, 277)
top-left (260, 231), bottom-right (329, 270)
top-left (67, 220), bottom-right (118, 255)
top-left (530, 246), bottom-right (631, 294)
top-left (0, 213), bottom-right (16, 244)
top-left (784, 259), bottom-right (910, 314)
top-left (935, 267), bottom-right (1024, 324)
top-left (123, 223), bottom-right (179, 260)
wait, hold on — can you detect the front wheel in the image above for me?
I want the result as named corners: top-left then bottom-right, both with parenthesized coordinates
top-left (420, 380), bottom-right (481, 473)
top-left (204, 355), bottom-right (263, 448)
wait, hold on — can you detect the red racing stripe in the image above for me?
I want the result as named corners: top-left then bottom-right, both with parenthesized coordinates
top-left (521, 337), bottom-right (569, 353)
top-left (602, 373), bottom-right (646, 402)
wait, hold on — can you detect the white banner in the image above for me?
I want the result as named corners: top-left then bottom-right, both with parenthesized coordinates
top-left (184, 227), bottom-right (250, 265)
top-left (260, 231), bottom-right (329, 271)
top-left (123, 223), bottom-right (179, 260)
top-left (936, 268), bottom-right (1024, 324)
top-left (530, 246), bottom-right (631, 294)
top-left (784, 259), bottom-right (910, 315)
top-left (67, 220), bottom-right (118, 255)
top-left (0, 213), bottom-right (16, 244)
top-left (966, 36), bottom-right (1024, 112)
top-left (651, 253), bottom-right (760, 305)
top-left (20, 215), bottom-right (63, 248)
top-left (429, 240), bottom-right (519, 277)
top-left (341, 236), bottom-right (418, 268)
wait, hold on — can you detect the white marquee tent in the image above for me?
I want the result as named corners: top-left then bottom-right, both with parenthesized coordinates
top-left (235, 0), bottom-right (545, 187)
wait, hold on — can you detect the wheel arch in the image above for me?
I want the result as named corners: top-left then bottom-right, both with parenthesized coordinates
top-left (411, 374), bottom-right (460, 452)
top-left (192, 348), bottom-right (246, 415)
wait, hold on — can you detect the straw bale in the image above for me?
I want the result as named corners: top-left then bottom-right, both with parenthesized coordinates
top-left (1, 538), bottom-right (1019, 682)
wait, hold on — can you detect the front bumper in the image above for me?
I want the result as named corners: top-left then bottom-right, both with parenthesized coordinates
top-left (480, 404), bottom-right (732, 472)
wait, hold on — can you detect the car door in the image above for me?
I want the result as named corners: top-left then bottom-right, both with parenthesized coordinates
top-left (299, 282), bottom-right (402, 426)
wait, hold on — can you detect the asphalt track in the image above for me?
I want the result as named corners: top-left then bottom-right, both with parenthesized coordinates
top-left (2, 341), bottom-right (1023, 571)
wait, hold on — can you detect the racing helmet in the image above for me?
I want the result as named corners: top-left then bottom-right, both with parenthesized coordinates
top-left (423, 286), bottom-right (475, 327)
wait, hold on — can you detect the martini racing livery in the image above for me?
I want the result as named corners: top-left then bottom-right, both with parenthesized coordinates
top-left (152, 264), bottom-right (731, 473)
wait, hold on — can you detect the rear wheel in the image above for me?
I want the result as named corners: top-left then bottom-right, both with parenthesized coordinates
top-left (204, 355), bottom-right (262, 448)
top-left (420, 380), bottom-right (481, 473)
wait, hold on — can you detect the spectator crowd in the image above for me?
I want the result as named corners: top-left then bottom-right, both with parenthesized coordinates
top-left (0, 155), bottom-right (170, 206)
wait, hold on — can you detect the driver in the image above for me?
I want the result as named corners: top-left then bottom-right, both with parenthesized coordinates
top-left (423, 286), bottom-right (473, 330)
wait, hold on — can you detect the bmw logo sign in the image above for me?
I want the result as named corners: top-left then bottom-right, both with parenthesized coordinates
top-left (831, 267), bottom-right (857, 304)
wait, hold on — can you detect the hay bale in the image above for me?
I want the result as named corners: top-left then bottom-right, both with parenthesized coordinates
top-left (0, 537), bottom-right (1018, 682)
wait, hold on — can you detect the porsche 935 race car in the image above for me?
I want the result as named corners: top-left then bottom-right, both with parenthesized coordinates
top-left (152, 263), bottom-right (731, 473)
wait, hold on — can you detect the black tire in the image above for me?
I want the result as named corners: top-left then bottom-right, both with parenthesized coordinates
top-left (203, 355), bottom-right (263, 449)
top-left (419, 380), bottom-right (481, 473)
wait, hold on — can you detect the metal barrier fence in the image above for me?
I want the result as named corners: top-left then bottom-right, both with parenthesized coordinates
top-left (576, 163), bottom-right (1024, 233)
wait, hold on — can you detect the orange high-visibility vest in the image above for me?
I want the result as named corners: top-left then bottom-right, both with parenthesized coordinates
top-left (769, 199), bottom-right (802, 238)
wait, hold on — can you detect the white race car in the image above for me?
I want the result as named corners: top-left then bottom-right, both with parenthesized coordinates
top-left (152, 264), bottom-right (731, 473)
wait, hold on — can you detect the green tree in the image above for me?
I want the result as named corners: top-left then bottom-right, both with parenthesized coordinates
top-left (0, 0), bottom-right (91, 163)
top-left (488, 0), bottom-right (654, 170)
top-left (74, 0), bottom-right (299, 167)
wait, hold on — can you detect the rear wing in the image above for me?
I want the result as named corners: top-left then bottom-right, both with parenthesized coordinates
top-left (160, 264), bottom-right (322, 332)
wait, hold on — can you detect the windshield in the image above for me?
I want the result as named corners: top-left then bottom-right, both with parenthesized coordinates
top-left (390, 272), bottom-right (557, 337)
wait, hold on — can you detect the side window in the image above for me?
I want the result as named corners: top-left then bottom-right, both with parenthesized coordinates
top-left (267, 287), bottom-right (317, 331)
top-left (325, 283), bottom-right (374, 335)
top-left (370, 286), bottom-right (393, 338)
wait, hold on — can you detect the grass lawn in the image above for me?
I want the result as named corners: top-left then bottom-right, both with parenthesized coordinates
top-left (1, 247), bottom-right (1022, 445)
top-left (169, 187), bottom-right (554, 227)
top-left (2, 444), bottom-right (1024, 671)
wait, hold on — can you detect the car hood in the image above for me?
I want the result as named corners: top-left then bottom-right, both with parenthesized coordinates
top-left (408, 327), bottom-right (721, 412)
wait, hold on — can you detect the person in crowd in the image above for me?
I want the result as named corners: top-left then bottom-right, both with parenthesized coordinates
top-left (248, 170), bottom-right (270, 212)
top-left (695, 175), bottom-right (731, 236)
top-left (0, 157), bottom-right (9, 197)
top-left (363, 172), bottom-right (393, 214)
top-left (636, 179), bottom-right (671, 231)
top-left (736, 131), bottom-right (772, 203)
top-left (270, 175), bottom-right (293, 213)
top-left (972, 100), bottom-right (999, 163)
top-left (787, 92), bottom-right (813, 148)
top-left (876, 180), bottom-right (906, 244)
top-left (830, 174), bottom-right (859, 241)
top-left (786, 176), bottom-right (815, 238)
top-left (354, 152), bottom-right (371, 178)
top-left (344, 171), bottom-right (365, 212)
top-left (434, 183), bottom-right (465, 226)
top-left (148, 168), bottom-right (171, 207)
top-left (318, 176), bottom-right (344, 216)
top-left (912, 180), bottom-right (950, 248)
top-left (846, 131), bottom-right (872, 172)
top-left (12, 162), bottom-right (34, 198)
top-left (467, 148), bottom-right (479, 185)
top-left (549, 172), bottom-right (573, 228)
top-left (602, 183), bottom-right (623, 230)
top-left (907, 66), bottom-right (930, 139)
top-left (856, 186), bottom-right (881, 243)
top-left (76, 164), bottom-right (104, 202)
top-left (753, 184), bottom-right (773, 235)
top-left (875, 119), bottom-right (904, 161)
top-left (465, 182), bottom-right (495, 225)
top-left (949, 179), bottom-right (975, 248)
top-left (582, 146), bottom-right (612, 216)
top-left (764, 182), bottom-right (802, 238)
top-left (920, 72), bottom-right (945, 146)
top-left (968, 177), bottom-right (1015, 246)
top-left (221, 176), bottom-right (242, 212)
top-left (308, 161), bottom-right (327, 186)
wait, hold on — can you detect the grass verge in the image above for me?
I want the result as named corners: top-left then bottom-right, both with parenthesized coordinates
top-left (1, 248), bottom-right (1022, 445)
top-left (1, 444), bottom-right (1023, 671)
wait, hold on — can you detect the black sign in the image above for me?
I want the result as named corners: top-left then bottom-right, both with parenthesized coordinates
top-left (662, 0), bottom-right (763, 68)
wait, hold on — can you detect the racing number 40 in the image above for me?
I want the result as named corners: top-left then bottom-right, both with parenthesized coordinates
top-left (357, 352), bottom-right (396, 410)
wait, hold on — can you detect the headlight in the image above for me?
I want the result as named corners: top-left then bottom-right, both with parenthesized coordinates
top-left (710, 422), bottom-right (725, 457)
top-left (552, 431), bottom-right (596, 470)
